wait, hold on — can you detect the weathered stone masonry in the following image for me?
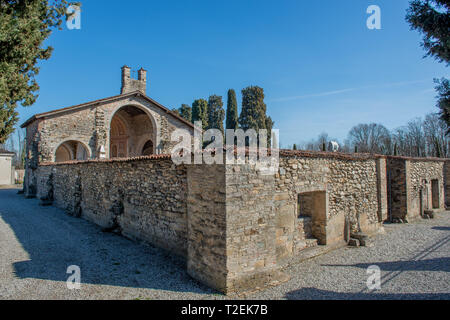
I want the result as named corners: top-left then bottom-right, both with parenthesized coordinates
top-left (20, 66), bottom-right (449, 295)
top-left (28, 151), bottom-right (449, 295)
top-left (387, 157), bottom-right (446, 221)
top-left (36, 157), bottom-right (188, 257)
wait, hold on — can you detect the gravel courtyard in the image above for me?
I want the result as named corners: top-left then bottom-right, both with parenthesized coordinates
top-left (1, 187), bottom-right (449, 300)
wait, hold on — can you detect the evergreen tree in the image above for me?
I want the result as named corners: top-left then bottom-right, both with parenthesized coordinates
top-left (207, 95), bottom-right (225, 134)
top-left (226, 89), bottom-right (239, 130)
top-left (406, 0), bottom-right (450, 64)
top-left (0, 0), bottom-right (70, 144)
top-left (434, 78), bottom-right (450, 133)
top-left (171, 108), bottom-right (180, 117)
top-left (293, 144), bottom-right (297, 150)
top-left (179, 104), bottom-right (192, 123)
top-left (239, 86), bottom-right (267, 131)
top-left (192, 99), bottom-right (208, 131)
top-left (239, 86), bottom-right (274, 145)
top-left (265, 115), bottom-right (274, 146)
top-left (406, 1), bottom-right (449, 131)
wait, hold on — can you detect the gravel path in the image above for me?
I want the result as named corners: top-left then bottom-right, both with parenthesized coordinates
top-left (1, 188), bottom-right (449, 300)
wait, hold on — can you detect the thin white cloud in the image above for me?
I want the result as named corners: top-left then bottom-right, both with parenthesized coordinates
top-left (270, 88), bottom-right (356, 102)
top-left (269, 79), bottom-right (430, 103)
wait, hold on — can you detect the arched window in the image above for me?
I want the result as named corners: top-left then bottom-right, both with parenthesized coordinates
top-left (142, 140), bottom-right (153, 156)
top-left (55, 141), bottom-right (89, 162)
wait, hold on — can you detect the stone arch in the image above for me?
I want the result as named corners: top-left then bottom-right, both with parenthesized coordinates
top-left (108, 104), bottom-right (157, 158)
top-left (55, 140), bottom-right (90, 162)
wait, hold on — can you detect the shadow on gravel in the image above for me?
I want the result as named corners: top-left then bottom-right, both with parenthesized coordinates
top-left (432, 226), bottom-right (450, 231)
top-left (285, 287), bottom-right (450, 300)
top-left (0, 189), bottom-right (217, 296)
top-left (322, 257), bottom-right (450, 272)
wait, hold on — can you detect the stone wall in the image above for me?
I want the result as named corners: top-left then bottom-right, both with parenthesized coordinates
top-left (444, 161), bottom-right (450, 207)
top-left (407, 159), bottom-right (445, 219)
top-left (224, 164), bottom-right (281, 294)
top-left (35, 157), bottom-right (188, 257)
top-left (273, 153), bottom-right (385, 263)
top-left (387, 157), bottom-right (446, 220)
top-left (26, 151), bottom-right (449, 295)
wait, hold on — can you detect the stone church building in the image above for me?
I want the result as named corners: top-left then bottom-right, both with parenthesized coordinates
top-left (21, 66), bottom-right (195, 165)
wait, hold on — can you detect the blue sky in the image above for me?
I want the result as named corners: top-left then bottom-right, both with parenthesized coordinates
top-left (17, 0), bottom-right (449, 147)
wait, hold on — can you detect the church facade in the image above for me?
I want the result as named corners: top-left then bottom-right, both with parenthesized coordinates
top-left (21, 66), bottom-right (195, 190)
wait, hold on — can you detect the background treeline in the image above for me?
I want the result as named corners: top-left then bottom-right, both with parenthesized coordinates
top-left (290, 112), bottom-right (449, 158)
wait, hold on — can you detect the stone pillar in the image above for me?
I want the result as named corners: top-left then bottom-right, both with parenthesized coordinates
top-left (386, 158), bottom-right (408, 221)
top-left (186, 163), bottom-right (286, 295)
top-left (445, 160), bottom-right (450, 207)
top-left (94, 108), bottom-right (107, 158)
top-left (186, 164), bottom-right (228, 292)
top-left (376, 157), bottom-right (388, 222)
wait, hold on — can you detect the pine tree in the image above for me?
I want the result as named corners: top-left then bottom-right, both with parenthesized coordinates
top-left (192, 99), bottom-right (208, 131)
top-left (179, 104), bottom-right (192, 123)
top-left (226, 89), bottom-right (239, 130)
top-left (406, 0), bottom-right (450, 64)
top-left (0, 0), bottom-right (69, 144)
top-left (293, 144), bottom-right (297, 150)
top-left (207, 95), bottom-right (225, 134)
top-left (406, 1), bottom-right (449, 131)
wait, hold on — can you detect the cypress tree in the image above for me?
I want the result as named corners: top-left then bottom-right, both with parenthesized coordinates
top-left (239, 86), bottom-right (267, 132)
top-left (265, 116), bottom-right (274, 146)
top-left (207, 95), bottom-right (225, 134)
top-left (239, 86), bottom-right (274, 146)
top-left (226, 89), bottom-right (239, 130)
top-left (179, 104), bottom-right (192, 123)
top-left (293, 144), bottom-right (297, 150)
top-left (192, 99), bottom-right (208, 131)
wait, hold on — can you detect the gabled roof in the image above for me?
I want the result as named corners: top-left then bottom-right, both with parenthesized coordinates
top-left (0, 148), bottom-right (15, 155)
top-left (20, 91), bottom-right (197, 130)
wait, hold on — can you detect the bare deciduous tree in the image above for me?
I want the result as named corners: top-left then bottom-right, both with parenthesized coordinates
top-left (348, 123), bottom-right (392, 154)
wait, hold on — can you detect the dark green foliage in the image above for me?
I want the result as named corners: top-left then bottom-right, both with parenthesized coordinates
top-left (192, 99), bottom-right (208, 131)
top-left (265, 115), bottom-right (274, 146)
top-left (207, 95), bottom-right (225, 134)
top-left (226, 89), bottom-right (239, 130)
top-left (406, 1), bottom-right (450, 133)
top-left (239, 86), bottom-right (267, 131)
top-left (239, 86), bottom-right (274, 145)
top-left (179, 104), bottom-right (192, 123)
top-left (171, 108), bottom-right (180, 117)
top-left (434, 78), bottom-right (450, 131)
top-left (0, 0), bottom-right (70, 143)
top-left (293, 144), bottom-right (297, 150)
top-left (406, 0), bottom-right (450, 64)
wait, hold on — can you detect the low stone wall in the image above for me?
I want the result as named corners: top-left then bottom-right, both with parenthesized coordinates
top-left (35, 157), bottom-right (188, 257)
top-left (387, 157), bottom-right (446, 221)
top-left (407, 159), bottom-right (445, 219)
top-left (25, 151), bottom-right (449, 295)
top-left (274, 153), bottom-right (386, 263)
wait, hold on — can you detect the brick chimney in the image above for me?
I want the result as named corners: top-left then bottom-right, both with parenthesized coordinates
top-left (121, 65), bottom-right (147, 95)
